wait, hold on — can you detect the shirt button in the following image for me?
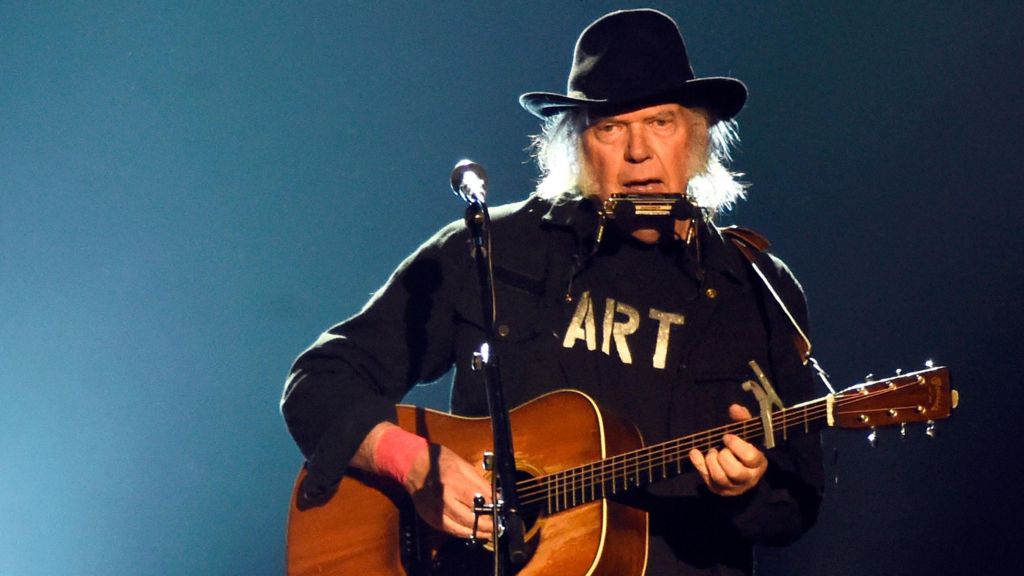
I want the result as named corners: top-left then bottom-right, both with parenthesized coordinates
top-left (705, 288), bottom-right (718, 299)
top-left (497, 324), bottom-right (511, 337)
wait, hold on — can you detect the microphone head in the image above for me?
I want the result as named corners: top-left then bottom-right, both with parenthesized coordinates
top-left (450, 159), bottom-right (488, 203)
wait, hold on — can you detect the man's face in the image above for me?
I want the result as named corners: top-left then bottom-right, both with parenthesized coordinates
top-left (580, 103), bottom-right (706, 242)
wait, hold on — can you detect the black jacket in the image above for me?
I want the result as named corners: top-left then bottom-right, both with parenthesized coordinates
top-left (282, 193), bottom-right (824, 575)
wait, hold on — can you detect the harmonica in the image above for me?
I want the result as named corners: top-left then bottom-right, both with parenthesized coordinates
top-left (600, 193), bottom-right (695, 219)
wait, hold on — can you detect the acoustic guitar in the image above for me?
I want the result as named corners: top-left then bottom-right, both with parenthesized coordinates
top-left (287, 366), bottom-right (955, 575)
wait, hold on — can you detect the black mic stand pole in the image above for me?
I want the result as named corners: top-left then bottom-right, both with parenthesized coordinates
top-left (452, 161), bottom-right (527, 575)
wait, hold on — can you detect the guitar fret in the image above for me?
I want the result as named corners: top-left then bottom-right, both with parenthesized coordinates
top-left (552, 472), bottom-right (558, 513)
top-left (589, 461), bottom-right (598, 502)
top-left (559, 472), bottom-right (565, 512)
top-left (571, 470), bottom-right (576, 508)
top-left (551, 472), bottom-right (558, 513)
top-left (567, 469), bottom-right (573, 508)
top-left (604, 461), bottom-right (610, 496)
top-left (566, 468), bottom-right (572, 509)
top-left (557, 471), bottom-right (564, 512)
top-left (561, 470), bottom-right (568, 511)
top-left (548, 471), bottom-right (557, 510)
top-left (612, 455), bottom-right (621, 494)
top-left (571, 467), bottom-right (577, 507)
top-left (564, 470), bottom-right (570, 511)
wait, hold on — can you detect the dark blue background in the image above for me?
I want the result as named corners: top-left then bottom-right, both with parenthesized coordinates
top-left (3, 2), bottom-right (1020, 574)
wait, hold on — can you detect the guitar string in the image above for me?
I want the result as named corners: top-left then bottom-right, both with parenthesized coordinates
top-left (517, 402), bottom-right (826, 509)
top-left (512, 381), bottom-right (930, 509)
top-left (514, 385), bottom-right (914, 509)
top-left (516, 382), bottom-right (927, 509)
top-left (514, 409), bottom-right (817, 509)
top-left (517, 409), bottom-right (816, 508)
top-left (547, 379), bottom-right (924, 493)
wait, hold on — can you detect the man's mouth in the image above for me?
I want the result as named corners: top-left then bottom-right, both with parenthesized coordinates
top-left (621, 179), bottom-right (665, 193)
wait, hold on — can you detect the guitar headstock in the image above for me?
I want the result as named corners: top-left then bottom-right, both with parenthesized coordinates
top-left (832, 366), bottom-right (957, 430)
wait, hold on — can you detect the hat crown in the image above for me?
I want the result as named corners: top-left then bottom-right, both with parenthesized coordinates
top-left (568, 9), bottom-right (696, 102)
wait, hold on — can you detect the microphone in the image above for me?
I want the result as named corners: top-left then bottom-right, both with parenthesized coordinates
top-left (450, 159), bottom-right (488, 204)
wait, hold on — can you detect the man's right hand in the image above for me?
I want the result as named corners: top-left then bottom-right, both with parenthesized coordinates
top-left (354, 422), bottom-right (494, 541)
top-left (402, 443), bottom-right (495, 540)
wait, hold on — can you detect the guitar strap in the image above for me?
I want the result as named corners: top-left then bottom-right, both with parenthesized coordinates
top-left (719, 226), bottom-right (813, 365)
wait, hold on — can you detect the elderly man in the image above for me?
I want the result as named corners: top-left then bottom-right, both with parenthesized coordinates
top-left (282, 9), bottom-right (823, 575)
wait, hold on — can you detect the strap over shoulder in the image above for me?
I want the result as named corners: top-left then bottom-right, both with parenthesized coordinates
top-left (719, 225), bottom-right (771, 252)
top-left (718, 225), bottom-right (812, 365)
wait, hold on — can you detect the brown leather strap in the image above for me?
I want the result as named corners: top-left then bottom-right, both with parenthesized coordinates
top-left (720, 226), bottom-right (813, 364)
top-left (719, 225), bottom-right (771, 252)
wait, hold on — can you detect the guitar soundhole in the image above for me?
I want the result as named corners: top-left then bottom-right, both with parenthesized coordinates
top-left (515, 468), bottom-right (543, 537)
top-left (411, 470), bottom-right (542, 575)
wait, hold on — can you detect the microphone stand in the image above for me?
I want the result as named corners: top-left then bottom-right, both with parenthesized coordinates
top-left (452, 161), bottom-right (527, 574)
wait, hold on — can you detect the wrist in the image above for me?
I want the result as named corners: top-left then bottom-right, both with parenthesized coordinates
top-left (373, 426), bottom-right (429, 486)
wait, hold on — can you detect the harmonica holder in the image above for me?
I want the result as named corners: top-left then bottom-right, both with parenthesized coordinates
top-left (596, 193), bottom-right (700, 246)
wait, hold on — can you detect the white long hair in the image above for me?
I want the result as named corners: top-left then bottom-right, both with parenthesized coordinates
top-left (529, 108), bottom-right (747, 215)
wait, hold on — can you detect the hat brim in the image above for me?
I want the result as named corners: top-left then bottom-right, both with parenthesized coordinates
top-left (519, 77), bottom-right (747, 122)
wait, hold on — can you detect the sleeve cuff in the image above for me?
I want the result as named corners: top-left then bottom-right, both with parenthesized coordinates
top-left (300, 395), bottom-right (397, 501)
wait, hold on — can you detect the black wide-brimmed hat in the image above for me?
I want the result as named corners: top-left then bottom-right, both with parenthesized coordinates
top-left (519, 9), bottom-right (747, 121)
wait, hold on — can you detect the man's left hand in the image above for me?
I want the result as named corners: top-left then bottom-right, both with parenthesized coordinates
top-left (688, 404), bottom-right (768, 496)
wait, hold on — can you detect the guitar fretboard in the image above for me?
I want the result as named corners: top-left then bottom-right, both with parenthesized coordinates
top-left (513, 374), bottom-right (933, 515)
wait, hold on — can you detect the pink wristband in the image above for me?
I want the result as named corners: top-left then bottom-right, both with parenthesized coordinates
top-left (374, 427), bottom-right (429, 485)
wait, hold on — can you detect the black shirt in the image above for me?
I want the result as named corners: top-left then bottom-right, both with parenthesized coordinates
top-left (282, 193), bottom-right (824, 575)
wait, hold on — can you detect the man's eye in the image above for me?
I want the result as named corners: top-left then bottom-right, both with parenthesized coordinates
top-left (650, 116), bottom-right (677, 133)
top-left (593, 123), bottom-right (623, 141)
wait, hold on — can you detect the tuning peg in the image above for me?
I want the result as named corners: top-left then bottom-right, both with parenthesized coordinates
top-left (900, 422), bottom-right (907, 439)
top-left (867, 427), bottom-right (878, 448)
top-left (864, 373), bottom-right (875, 382)
top-left (925, 359), bottom-right (935, 368)
top-left (895, 368), bottom-right (903, 375)
top-left (926, 420), bottom-right (937, 438)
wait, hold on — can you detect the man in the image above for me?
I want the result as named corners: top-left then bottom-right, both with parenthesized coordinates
top-left (282, 9), bottom-right (823, 575)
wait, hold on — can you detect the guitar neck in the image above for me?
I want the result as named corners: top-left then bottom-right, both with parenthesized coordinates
top-left (515, 366), bottom-right (952, 515)
top-left (515, 400), bottom-right (824, 515)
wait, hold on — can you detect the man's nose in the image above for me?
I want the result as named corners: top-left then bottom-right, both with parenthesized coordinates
top-left (624, 123), bottom-right (651, 162)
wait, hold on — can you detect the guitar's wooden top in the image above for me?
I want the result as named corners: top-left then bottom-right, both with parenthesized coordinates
top-left (286, 368), bottom-right (955, 575)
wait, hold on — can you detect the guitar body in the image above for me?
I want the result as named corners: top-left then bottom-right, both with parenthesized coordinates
top-left (287, 390), bottom-right (649, 576)
top-left (287, 366), bottom-right (957, 574)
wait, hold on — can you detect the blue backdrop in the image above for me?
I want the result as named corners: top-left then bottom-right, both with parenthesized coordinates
top-left (2, 1), bottom-right (1021, 574)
